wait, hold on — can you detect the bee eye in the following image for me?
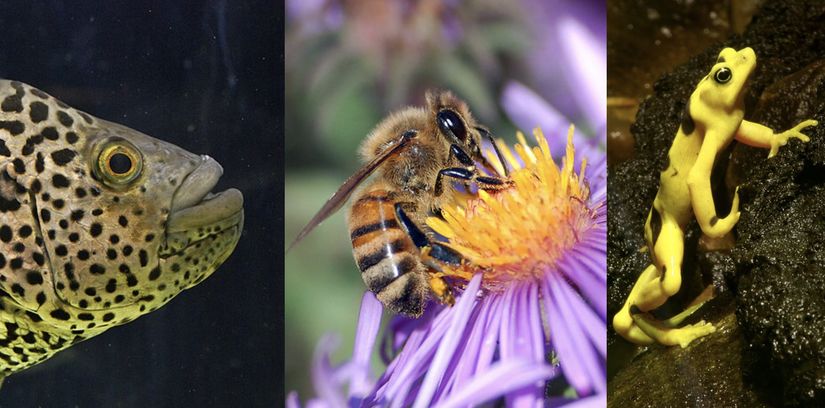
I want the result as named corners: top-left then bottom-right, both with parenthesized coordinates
top-left (437, 109), bottom-right (467, 141)
top-left (96, 141), bottom-right (142, 186)
top-left (714, 67), bottom-right (732, 84)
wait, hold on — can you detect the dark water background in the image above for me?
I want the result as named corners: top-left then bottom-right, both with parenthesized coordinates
top-left (0, 1), bottom-right (282, 406)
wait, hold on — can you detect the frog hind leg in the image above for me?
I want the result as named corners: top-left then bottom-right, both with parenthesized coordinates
top-left (659, 285), bottom-right (715, 328)
top-left (614, 212), bottom-right (704, 346)
top-left (631, 309), bottom-right (716, 348)
top-left (613, 264), bottom-right (658, 345)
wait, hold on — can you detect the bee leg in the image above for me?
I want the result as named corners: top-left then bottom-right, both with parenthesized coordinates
top-left (434, 167), bottom-right (511, 197)
top-left (474, 127), bottom-right (509, 177)
top-left (394, 202), bottom-right (429, 248)
top-left (434, 167), bottom-right (473, 197)
top-left (394, 203), bottom-right (461, 305)
top-left (450, 143), bottom-right (476, 166)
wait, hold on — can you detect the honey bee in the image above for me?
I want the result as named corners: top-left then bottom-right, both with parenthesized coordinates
top-left (290, 90), bottom-right (510, 317)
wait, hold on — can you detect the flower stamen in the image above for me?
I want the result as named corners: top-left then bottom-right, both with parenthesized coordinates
top-left (428, 126), bottom-right (599, 291)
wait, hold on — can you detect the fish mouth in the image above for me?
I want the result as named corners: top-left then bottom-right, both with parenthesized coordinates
top-left (162, 156), bottom-right (244, 255)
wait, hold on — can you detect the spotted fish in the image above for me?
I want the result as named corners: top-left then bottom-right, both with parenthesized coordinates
top-left (0, 80), bottom-right (244, 382)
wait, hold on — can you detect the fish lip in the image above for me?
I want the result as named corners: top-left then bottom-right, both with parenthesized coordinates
top-left (165, 156), bottom-right (244, 238)
top-left (170, 155), bottom-right (223, 213)
top-left (166, 188), bottom-right (244, 234)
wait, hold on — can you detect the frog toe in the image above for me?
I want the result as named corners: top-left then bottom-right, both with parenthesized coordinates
top-left (671, 321), bottom-right (717, 348)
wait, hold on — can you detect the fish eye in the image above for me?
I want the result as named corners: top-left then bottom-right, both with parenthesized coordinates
top-left (714, 67), bottom-right (732, 84)
top-left (437, 109), bottom-right (467, 141)
top-left (109, 153), bottom-right (133, 174)
top-left (96, 141), bottom-right (142, 186)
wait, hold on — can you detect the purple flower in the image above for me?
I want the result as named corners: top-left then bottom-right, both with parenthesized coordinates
top-left (290, 127), bottom-right (607, 407)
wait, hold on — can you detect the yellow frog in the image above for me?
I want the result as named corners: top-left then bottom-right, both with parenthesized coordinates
top-left (613, 47), bottom-right (818, 347)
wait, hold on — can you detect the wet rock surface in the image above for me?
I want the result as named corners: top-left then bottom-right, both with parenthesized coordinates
top-left (608, 0), bottom-right (825, 406)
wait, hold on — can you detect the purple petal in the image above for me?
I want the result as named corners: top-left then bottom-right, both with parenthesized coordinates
top-left (559, 249), bottom-right (606, 320)
top-left (585, 152), bottom-right (607, 201)
top-left (557, 17), bottom-right (606, 131)
top-left (412, 274), bottom-right (483, 408)
top-left (348, 292), bottom-right (384, 397)
top-left (442, 294), bottom-right (498, 391)
top-left (504, 283), bottom-right (547, 406)
top-left (543, 276), bottom-right (591, 396)
top-left (501, 81), bottom-right (582, 157)
top-left (544, 273), bottom-right (605, 395)
top-left (435, 359), bottom-right (556, 408)
top-left (554, 270), bottom-right (606, 358)
top-left (526, 283), bottom-right (546, 363)
top-left (432, 306), bottom-right (483, 401)
top-left (374, 301), bottom-right (457, 404)
top-left (287, 391), bottom-right (302, 408)
top-left (311, 335), bottom-right (347, 408)
top-left (473, 292), bottom-right (504, 375)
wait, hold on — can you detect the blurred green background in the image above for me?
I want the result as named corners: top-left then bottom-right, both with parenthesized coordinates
top-left (285, 0), bottom-right (604, 397)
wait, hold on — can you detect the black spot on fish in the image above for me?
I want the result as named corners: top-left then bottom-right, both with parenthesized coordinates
top-left (57, 111), bottom-right (74, 127)
top-left (2, 84), bottom-right (24, 113)
top-left (26, 272), bottom-right (43, 285)
top-left (0, 139), bottom-right (9, 156)
top-left (66, 132), bottom-right (78, 144)
top-left (79, 112), bottom-right (93, 124)
top-left (34, 152), bottom-right (45, 173)
top-left (29, 102), bottom-right (48, 123)
top-left (30, 88), bottom-right (48, 99)
top-left (0, 225), bottom-right (11, 242)
top-left (11, 158), bottom-right (25, 174)
top-left (52, 174), bottom-right (70, 188)
top-left (41, 127), bottom-right (59, 141)
top-left (51, 149), bottom-right (76, 166)
top-left (0, 120), bottom-right (24, 135)
top-left (50, 309), bottom-right (71, 320)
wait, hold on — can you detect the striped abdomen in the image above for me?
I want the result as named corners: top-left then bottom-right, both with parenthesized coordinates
top-left (347, 187), bottom-right (427, 317)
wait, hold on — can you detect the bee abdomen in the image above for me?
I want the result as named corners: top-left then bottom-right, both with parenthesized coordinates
top-left (350, 218), bottom-right (399, 242)
top-left (349, 189), bottom-right (420, 286)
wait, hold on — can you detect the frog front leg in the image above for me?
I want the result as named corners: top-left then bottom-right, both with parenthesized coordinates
top-left (687, 132), bottom-right (741, 238)
top-left (734, 119), bottom-right (817, 158)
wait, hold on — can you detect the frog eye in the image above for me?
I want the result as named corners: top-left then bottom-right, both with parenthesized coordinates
top-left (437, 109), bottom-right (467, 141)
top-left (96, 140), bottom-right (143, 186)
top-left (714, 67), bottom-right (732, 84)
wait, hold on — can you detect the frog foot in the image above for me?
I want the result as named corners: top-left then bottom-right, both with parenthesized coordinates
top-left (704, 186), bottom-right (740, 238)
top-left (631, 312), bottom-right (717, 347)
top-left (665, 320), bottom-right (717, 349)
top-left (671, 320), bottom-right (716, 348)
top-left (769, 119), bottom-right (818, 158)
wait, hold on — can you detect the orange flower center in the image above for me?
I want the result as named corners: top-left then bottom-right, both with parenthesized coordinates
top-left (427, 126), bottom-right (600, 291)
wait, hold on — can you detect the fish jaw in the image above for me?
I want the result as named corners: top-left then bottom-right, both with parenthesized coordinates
top-left (157, 156), bottom-right (244, 290)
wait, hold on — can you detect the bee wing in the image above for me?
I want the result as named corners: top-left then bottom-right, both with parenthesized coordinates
top-left (287, 130), bottom-right (416, 251)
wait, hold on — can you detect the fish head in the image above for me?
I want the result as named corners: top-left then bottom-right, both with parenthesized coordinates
top-left (0, 82), bottom-right (243, 333)
top-left (44, 119), bottom-right (244, 329)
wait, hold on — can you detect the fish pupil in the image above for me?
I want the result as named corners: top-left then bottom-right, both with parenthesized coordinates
top-left (109, 153), bottom-right (132, 174)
